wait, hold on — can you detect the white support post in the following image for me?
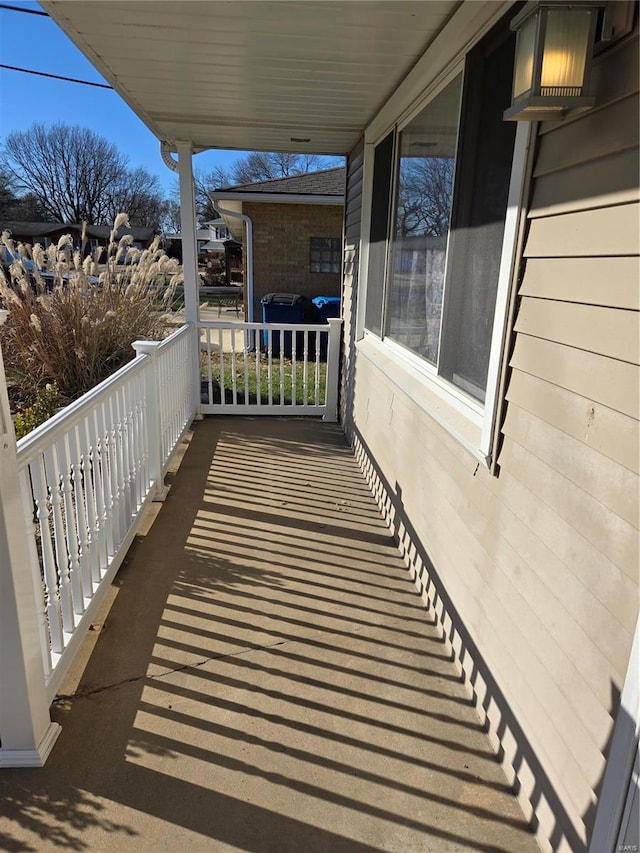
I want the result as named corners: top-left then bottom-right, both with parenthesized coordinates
top-left (176, 141), bottom-right (202, 418)
top-left (323, 317), bottom-right (343, 423)
top-left (0, 311), bottom-right (61, 767)
top-left (132, 340), bottom-right (168, 501)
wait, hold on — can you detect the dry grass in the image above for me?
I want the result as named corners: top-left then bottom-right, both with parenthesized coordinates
top-left (0, 217), bottom-right (183, 410)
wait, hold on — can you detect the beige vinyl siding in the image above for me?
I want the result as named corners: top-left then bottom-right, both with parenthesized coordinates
top-left (509, 335), bottom-right (639, 419)
top-left (524, 201), bottom-right (639, 258)
top-left (340, 138), bottom-right (364, 430)
top-left (530, 147), bottom-right (640, 217)
top-left (353, 357), bottom-right (627, 838)
top-left (501, 27), bottom-right (639, 846)
top-left (504, 370), bottom-right (639, 474)
top-left (519, 257), bottom-right (639, 309)
top-left (514, 296), bottom-right (640, 363)
top-left (347, 26), bottom-right (639, 853)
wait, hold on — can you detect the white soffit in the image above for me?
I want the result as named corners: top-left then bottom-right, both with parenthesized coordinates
top-left (42, 0), bottom-right (460, 155)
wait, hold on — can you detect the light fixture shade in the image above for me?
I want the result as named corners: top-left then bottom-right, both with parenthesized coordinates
top-left (504, 1), bottom-right (602, 121)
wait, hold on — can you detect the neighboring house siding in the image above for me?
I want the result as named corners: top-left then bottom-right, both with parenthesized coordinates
top-left (343, 28), bottom-right (639, 853)
top-left (244, 201), bottom-right (343, 320)
top-left (341, 139), bottom-right (364, 430)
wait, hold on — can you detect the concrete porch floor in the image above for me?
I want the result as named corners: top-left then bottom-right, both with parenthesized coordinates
top-left (0, 417), bottom-right (540, 853)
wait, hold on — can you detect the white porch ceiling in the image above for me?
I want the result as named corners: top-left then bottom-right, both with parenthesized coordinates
top-left (42, 0), bottom-right (460, 155)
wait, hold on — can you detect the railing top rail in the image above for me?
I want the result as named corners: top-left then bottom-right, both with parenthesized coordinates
top-left (16, 356), bottom-right (149, 469)
top-left (17, 324), bottom-right (194, 468)
top-left (198, 320), bottom-right (342, 332)
top-left (157, 321), bottom-right (194, 351)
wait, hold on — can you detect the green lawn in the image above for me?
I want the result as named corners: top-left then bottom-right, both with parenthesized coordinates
top-left (204, 349), bottom-right (327, 406)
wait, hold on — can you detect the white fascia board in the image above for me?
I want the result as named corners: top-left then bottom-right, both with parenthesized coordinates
top-left (211, 192), bottom-right (343, 206)
top-left (365, 1), bottom-right (514, 144)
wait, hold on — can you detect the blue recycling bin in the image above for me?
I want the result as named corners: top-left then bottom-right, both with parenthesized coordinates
top-left (261, 292), bottom-right (307, 356)
top-left (311, 295), bottom-right (342, 322)
top-left (312, 296), bottom-right (341, 358)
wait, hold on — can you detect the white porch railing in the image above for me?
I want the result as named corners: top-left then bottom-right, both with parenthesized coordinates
top-left (0, 312), bottom-right (343, 767)
top-left (199, 317), bottom-right (342, 421)
top-left (0, 323), bottom-right (197, 767)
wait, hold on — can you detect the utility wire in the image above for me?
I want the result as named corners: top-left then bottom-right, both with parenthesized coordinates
top-left (0, 3), bottom-right (48, 15)
top-left (0, 3), bottom-right (112, 89)
top-left (0, 64), bottom-right (113, 89)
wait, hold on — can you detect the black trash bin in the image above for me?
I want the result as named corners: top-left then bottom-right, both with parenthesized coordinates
top-left (261, 292), bottom-right (307, 356)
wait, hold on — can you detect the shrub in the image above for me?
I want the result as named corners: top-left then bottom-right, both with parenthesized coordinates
top-left (13, 383), bottom-right (62, 440)
top-left (0, 216), bottom-right (183, 408)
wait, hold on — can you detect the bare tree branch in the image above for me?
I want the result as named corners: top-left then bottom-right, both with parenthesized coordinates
top-left (3, 123), bottom-right (167, 227)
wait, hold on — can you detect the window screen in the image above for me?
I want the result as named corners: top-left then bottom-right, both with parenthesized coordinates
top-left (364, 131), bottom-right (394, 337)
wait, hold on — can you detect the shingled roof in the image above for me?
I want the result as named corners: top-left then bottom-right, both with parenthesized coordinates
top-left (0, 222), bottom-right (155, 241)
top-left (217, 166), bottom-right (345, 197)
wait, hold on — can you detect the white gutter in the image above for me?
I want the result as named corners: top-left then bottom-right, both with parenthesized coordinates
top-left (212, 192), bottom-right (342, 206)
top-left (212, 201), bottom-right (255, 322)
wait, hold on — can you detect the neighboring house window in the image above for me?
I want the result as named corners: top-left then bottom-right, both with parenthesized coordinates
top-left (310, 237), bottom-right (341, 273)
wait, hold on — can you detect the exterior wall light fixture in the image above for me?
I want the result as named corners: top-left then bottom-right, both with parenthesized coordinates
top-left (504, 0), bottom-right (603, 121)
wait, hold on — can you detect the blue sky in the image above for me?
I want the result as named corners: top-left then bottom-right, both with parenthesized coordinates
top-left (0, 1), bottom-right (268, 195)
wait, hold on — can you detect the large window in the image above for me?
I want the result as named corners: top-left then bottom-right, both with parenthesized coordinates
top-left (387, 75), bottom-right (462, 366)
top-left (365, 14), bottom-right (518, 405)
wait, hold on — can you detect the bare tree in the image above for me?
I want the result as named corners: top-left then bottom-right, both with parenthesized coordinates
top-left (3, 123), bottom-right (167, 227)
top-left (231, 152), bottom-right (335, 184)
top-left (193, 165), bottom-right (232, 222)
top-left (396, 156), bottom-right (455, 238)
top-left (0, 169), bottom-right (50, 221)
top-left (158, 199), bottom-right (182, 233)
top-left (190, 151), bottom-right (341, 221)
top-left (105, 166), bottom-right (165, 227)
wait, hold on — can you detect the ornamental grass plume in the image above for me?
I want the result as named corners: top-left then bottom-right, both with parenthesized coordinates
top-left (0, 215), bottom-right (182, 413)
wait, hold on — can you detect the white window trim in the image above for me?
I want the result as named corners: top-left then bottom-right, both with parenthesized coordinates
top-left (355, 22), bottom-right (533, 469)
top-left (481, 121), bottom-right (535, 460)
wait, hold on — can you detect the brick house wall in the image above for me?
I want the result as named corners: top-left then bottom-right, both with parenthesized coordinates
top-left (244, 201), bottom-right (343, 319)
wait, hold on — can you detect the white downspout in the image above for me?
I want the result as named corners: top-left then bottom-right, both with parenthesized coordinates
top-left (212, 200), bottom-right (254, 322)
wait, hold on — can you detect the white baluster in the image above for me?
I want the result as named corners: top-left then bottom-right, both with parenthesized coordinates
top-left (230, 328), bottom-right (238, 405)
top-left (19, 467), bottom-right (53, 679)
top-left (291, 337), bottom-right (297, 409)
top-left (92, 405), bottom-right (111, 570)
top-left (255, 338), bottom-right (261, 407)
top-left (206, 327), bottom-right (213, 405)
top-left (110, 393), bottom-right (126, 547)
top-left (30, 458), bottom-right (64, 654)
top-left (68, 424), bottom-right (93, 599)
top-left (279, 334), bottom-right (285, 405)
top-left (243, 333), bottom-right (249, 406)
top-left (267, 328), bottom-right (273, 406)
top-left (303, 330), bottom-right (309, 407)
top-left (77, 416), bottom-right (99, 586)
top-left (160, 351), bottom-right (170, 458)
top-left (116, 391), bottom-right (129, 538)
top-left (43, 444), bottom-right (74, 633)
top-left (218, 327), bottom-right (225, 406)
top-left (59, 434), bottom-right (84, 615)
top-left (120, 384), bottom-right (134, 524)
top-left (104, 396), bottom-right (121, 554)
